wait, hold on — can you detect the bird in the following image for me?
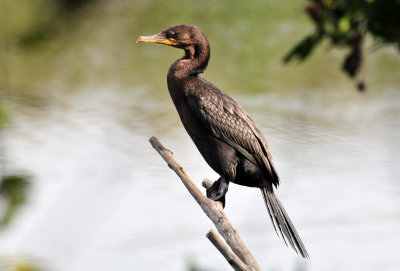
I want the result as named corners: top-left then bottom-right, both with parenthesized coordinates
top-left (137, 24), bottom-right (309, 258)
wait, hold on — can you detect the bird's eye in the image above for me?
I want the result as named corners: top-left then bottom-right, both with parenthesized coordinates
top-left (166, 32), bottom-right (175, 39)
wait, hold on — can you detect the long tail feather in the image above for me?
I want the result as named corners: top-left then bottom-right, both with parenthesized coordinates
top-left (261, 189), bottom-right (309, 258)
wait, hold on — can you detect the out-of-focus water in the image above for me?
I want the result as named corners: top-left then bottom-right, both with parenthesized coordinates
top-left (1, 1), bottom-right (400, 271)
top-left (2, 86), bottom-right (400, 271)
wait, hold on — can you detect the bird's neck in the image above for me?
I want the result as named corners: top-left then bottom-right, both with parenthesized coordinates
top-left (166, 42), bottom-right (210, 128)
top-left (168, 43), bottom-right (210, 80)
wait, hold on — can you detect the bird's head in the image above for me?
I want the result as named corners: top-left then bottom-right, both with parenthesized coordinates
top-left (137, 24), bottom-right (210, 75)
top-left (136, 24), bottom-right (209, 51)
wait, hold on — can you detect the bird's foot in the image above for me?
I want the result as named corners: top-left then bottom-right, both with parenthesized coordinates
top-left (206, 178), bottom-right (228, 208)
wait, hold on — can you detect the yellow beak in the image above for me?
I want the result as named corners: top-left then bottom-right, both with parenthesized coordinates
top-left (136, 34), bottom-right (175, 45)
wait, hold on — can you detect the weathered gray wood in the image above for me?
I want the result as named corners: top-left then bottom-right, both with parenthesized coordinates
top-left (149, 136), bottom-right (259, 271)
top-left (206, 229), bottom-right (249, 271)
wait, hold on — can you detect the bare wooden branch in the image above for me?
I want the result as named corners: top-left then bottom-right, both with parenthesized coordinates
top-left (206, 229), bottom-right (249, 271)
top-left (150, 136), bottom-right (259, 271)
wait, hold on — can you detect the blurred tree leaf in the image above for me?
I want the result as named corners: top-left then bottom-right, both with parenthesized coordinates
top-left (17, 25), bottom-right (56, 48)
top-left (283, 29), bottom-right (324, 63)
top-left (285, 0), bottom-right (400, 90)
top-left (338, 15), bottom-right (351, 33)
top-left (1, 260), bottom-right (45, 271)
top-left (54, 0), bottom-right (98, 13)
top-left (366, 0), bottom-right (400, 43)
top-left (14, 0), bottom-right (101, 48)
top-left (0, 175), bottom-right (31, 226)
top-left (15, 262), bottom-right (43, 271)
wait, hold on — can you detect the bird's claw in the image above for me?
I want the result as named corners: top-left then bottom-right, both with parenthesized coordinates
top-left (206, 179), bottom-right (227, 207)
top-left (207, 190), bottom-right (223, 201)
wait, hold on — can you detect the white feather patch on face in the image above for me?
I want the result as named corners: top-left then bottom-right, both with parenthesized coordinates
top-left (181, 32), bottom-right (190, 40)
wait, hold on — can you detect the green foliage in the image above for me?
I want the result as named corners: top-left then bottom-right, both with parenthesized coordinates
top-left (1, 260), bottom-right (45, 271)
top-left (284, 0), bottom-right (400, 90)
top-left (17, 25), bottom-right (56, 48)
top-left (284, 29), bottom-right (324, 63)
top-left (15, 0), bottom-right (100, 48)
top-left (367, 0), bottom-right (400, 43)
top-left (13, 263), bottom-right (41, 271)
top-left (52, 0), bottom-right (98, 12)
top-left (0, 175), bottom-right (31, 226)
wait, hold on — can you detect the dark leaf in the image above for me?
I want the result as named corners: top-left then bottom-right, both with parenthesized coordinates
top-left (0, 175), bottom-right (31, 226)
top-left (283, 30), bottom-right (324, 63)
top-left (342, 46), bottom-right (362, 78)
top-left (357, 81), bottom-right (366, 92)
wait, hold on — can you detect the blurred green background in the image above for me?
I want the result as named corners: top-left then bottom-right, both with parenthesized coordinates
top-left (1, 0), bottom-right (399, 271)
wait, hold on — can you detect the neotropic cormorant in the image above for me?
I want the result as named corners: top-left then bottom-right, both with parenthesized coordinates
top-left (137, 24), bottom-right (309, 258)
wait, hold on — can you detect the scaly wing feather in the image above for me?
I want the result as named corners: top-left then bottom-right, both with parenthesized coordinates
top-left (186, 79), bottom-right (279, 186)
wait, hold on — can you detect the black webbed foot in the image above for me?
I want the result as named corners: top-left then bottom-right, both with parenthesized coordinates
top-left (206, 178), bottom-right (228, 208)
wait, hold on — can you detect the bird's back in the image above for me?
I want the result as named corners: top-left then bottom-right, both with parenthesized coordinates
top-left (180, 76), bottom-right (280, 188)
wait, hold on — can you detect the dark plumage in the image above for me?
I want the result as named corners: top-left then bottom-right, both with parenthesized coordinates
top-left (137, 24), bottom-right (309, 258)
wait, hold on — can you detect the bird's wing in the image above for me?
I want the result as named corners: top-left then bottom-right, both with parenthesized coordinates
top-left (186, 81), bottom-right (279, 186)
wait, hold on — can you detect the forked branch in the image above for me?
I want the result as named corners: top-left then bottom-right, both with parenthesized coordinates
top-left (150, 136), bottom-right (259, 271)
